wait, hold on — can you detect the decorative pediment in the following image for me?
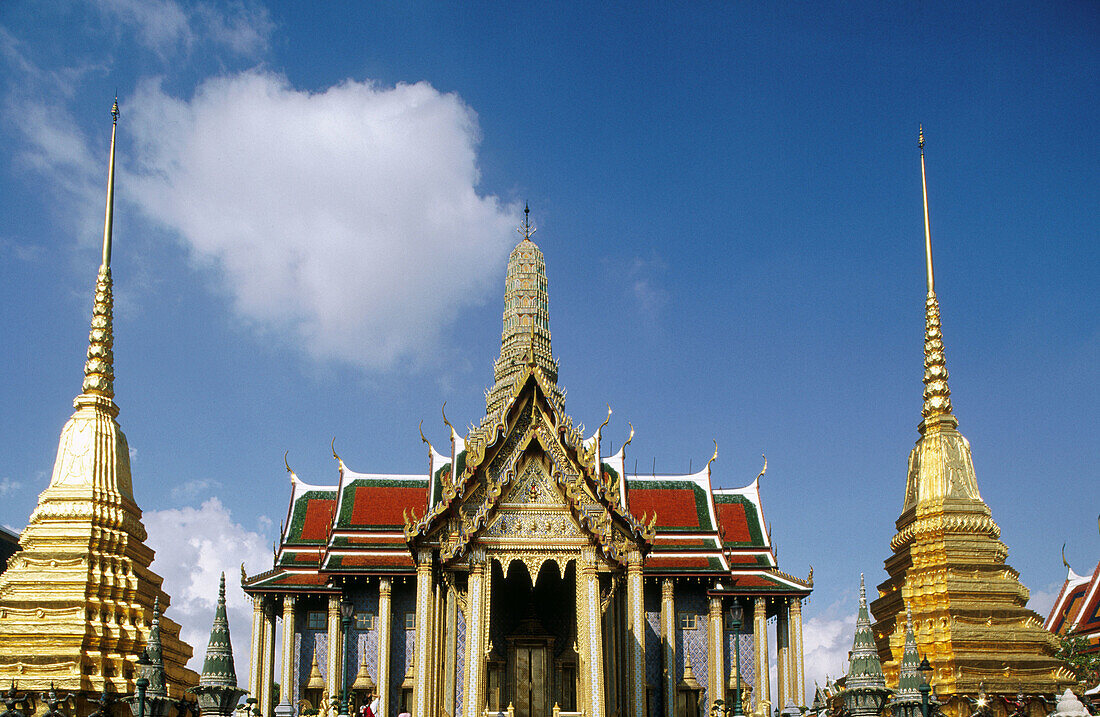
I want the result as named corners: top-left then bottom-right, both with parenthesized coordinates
top-left (407, 368), bottom-right (651, 565)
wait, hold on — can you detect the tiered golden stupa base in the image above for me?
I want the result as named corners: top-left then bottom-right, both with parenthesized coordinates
top-left (0, 505), bottom-right (197, 703)
top-left (872, 497), bottom-right (1073, 717)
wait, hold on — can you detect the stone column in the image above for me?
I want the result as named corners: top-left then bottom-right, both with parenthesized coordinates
top-left (377, 579), bottom-right (393, 717)
top-left (413, 550), bottom-right (435, 717)
top-left (626, 551), bottom-right (646, 717)
top-left (753, 597), bottom-right (770, 717)
top-left (464, 554), bottom-right (486, 717)
top-left (262, 600), bottom-right (277, 717)
top-left (788, 598), bottom-right (805, 708)
top-left (581, 548), bottom-right (606, 717)
top-left (660, 579), bottom-right (676, 717)
top-left (776, 606), bottom-right (789, 709)
top-left (709, 596), bottom-right (726, 710)
top-left (250, 595), bottom-right (266, 704)
top-left (276, 596), bottom-right (297, 717)
top-left (327, 595), bottom-right (341, 714)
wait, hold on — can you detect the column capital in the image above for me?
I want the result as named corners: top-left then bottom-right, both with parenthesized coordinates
top-left (282, 595), bottom-right (296, 611)
top-left (661, 577), bottom-right (675, 600)
top-left (754, 595), bottom-right (767, 616)
top-left (789, 596), bottom-right (802, 612)
top-left (709, 595), bottom-right (723, 615)
top-left (379, 577), bottom-right (392, 597)
top-left (328, 593), bottom-right (340, 616)
top-left (626, 548), bottom-right (643, 569)
top-left (417, 548), bottom-right (434, 568)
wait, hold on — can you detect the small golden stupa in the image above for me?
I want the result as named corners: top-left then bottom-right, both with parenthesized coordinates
top-left (869, 128), bottom-right (1073, 717)
top-left (0, 100), bottom-right (198, 708)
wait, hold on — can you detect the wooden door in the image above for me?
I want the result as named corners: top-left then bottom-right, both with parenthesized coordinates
top-left (513, 644), bottom-right (549, 717)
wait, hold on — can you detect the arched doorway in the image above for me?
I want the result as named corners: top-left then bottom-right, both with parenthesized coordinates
top-left (488, 558), bottom-right (578, 716)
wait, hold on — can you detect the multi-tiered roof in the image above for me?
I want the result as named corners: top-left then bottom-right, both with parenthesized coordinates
top-left (245, 210), bottom-right (809, 600)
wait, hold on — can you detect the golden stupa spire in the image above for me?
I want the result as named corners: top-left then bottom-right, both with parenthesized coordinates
top-left (917, 126), bottom-right (955, 430)
top-left (484, 203), bottom-right (562, 418)
top-left (80, 98), bottom-right (120, 404)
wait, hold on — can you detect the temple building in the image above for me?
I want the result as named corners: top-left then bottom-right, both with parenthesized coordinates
top-left (1044, 553), bottom-right (1100, 707)
top-left (242, 209), bottom-right (812, 717)
top-left (868, 129), bottom-right (1073, 717)
top-left (0, 103), bottom-right (198, 708)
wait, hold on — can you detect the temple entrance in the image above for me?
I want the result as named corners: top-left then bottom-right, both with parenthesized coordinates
top-left (488, 557), bottom-right (578, 716)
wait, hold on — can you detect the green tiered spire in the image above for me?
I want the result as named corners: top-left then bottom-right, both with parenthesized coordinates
top-left (193, 573), bottom-right (248, 716)
top-left (144, 597), bottom-right (168, 698)
top-left (842, 575), bottom-right (892, 717)
top-left (889, 605), bottom-right (928, 717)
top-left (200, 573), bottom-right (237, 687)
top-left (484, 204), bottom-right (563, 418)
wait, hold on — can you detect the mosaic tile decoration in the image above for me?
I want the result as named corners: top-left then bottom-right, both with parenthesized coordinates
top-left (675, 585), bottom-right (709, 706)
top-left (293, 632), bottom-right (302, 705)
top-left (455, 608), bottom-right (466, 710)
top-left (389, 583), bottom-right (415, 710)
top-left (725, 629), bottom-right (756, 696)
top-left (644, 583), bottom-right (663, 691)
top-left (350, 590), bottom-right (380, 685)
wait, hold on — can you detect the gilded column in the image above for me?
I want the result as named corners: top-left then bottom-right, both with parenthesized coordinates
top-left (413, 550), bottom-right (434, 717)
top-left (709, 596), bottom-right (726, 710)
top-left (262, 600), bottom-right (277, 717)
top-left (250, 595), bottom-right (266, 704)
top-left (660, 579), bottom-right (676, 717)
top-left (788, 598), bottom-right (805, 708)
top-left (327, 595), bottom-right (341, 714)
top-left (377, 579), bottom-right (393, 717)
top-left (753, 598), bottom-right (770, 717)
top-left (464, 553), bottom-right (486, 717)
top-left (626, 551), bottom-right (646, 717)
top-left (276, 596), bottom-right (297, 717)
top-left (582, 548), bottom-right (606, 717)
top-left (776, 607), bottom-right (789, 709)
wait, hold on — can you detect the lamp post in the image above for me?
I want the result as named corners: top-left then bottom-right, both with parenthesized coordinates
top-left (338, 598), bottom-right (355, 717)
top-left (730, 601), bottom-right (744, 716)
top-left (917, 657), bottom-right (933, 717)
top-left (135, 650), bottom-right (152, 717)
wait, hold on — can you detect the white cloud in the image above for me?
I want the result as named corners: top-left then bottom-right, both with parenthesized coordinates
top-left (97, 0), bottom-right (273, 59)
top-left (1027, 582), bottom-right (1061, 619)
top-left (123, 70), bottom-right (519, 370)
top-left (144, 497), bottom-right (272, 679)
top-left (0, 478), bottom-right (23, 498)
top-left (170, 478), bottom-right (221, 502)
top-left (801, 604), bottom-right (857, 699)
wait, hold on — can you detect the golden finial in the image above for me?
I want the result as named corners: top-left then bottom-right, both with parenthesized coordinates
top-left (441, 402), bottom-right (453, 431)
top-left (80, 99), bottom-right (121, 401)
top-left (596, 404), bottom-right (612, 437)
top-left (330, 437), bottom-right (346, 472)
top-left (1062, 543), bottom-right (1071, 571)
top-left (283, 450), bottom-right (293, 475)
top-left (622, 422), bottom-right (634, 448)
top-left (756, 453), bottom-right (767, 481)
top-left (418, 420), bottom-right (434, 453)
top-left (917, 128), bottom-right (955, 427)
top-left (920, 125), bottom-right (934, 294)
top-left (517, 202), bottom-right (536, 240)
top-left (706, 441), bottom-right (718, 471)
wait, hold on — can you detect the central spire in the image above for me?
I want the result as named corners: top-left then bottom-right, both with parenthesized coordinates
top-left (918, 127), bottom-right (956, 431)
top-left (484, 204), bottom-right (561, 416)
top-left (80, 98), bottom-right (120, 407)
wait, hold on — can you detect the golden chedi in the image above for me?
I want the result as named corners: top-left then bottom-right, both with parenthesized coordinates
top-left (869, 128), bottom-right (1073, 717)
top-left (0, 101), bottom-right (197, 710)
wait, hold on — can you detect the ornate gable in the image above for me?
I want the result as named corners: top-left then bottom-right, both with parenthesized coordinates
top-left (408, 369), bottom-right (651, 566)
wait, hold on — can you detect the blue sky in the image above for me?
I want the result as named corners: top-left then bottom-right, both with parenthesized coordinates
top-left (1, 0), bottom-right (1097, 691)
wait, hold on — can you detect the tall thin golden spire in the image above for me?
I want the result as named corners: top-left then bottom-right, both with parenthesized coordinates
top-left (80, 99), bottom-right (120, 402)
top-left (920, 125), bottom-right (933, 294)
top-left (918, 127), bottom-right (954, 428)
